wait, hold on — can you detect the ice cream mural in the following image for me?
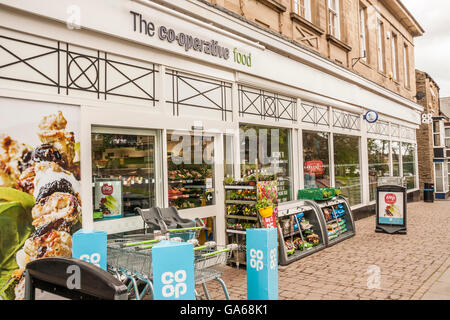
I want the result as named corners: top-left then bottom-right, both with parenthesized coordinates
top-left (0, 98), bottom-right (81, 300)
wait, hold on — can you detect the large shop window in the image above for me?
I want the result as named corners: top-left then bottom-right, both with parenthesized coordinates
top-left (392, 141), bottom-right (401, 177)
top-left (167, 131), bottom-right (214, 210)
top-left (334, 134), bottom-right (361, 206)
top-left (368, 139), bottom-right (391, 201)
top-left (402, 143), bottom-right (416, 190)
top-left (91, 128), bottom-right (157, 220)
top-left (302, 131), bottom-right (330, 188)
top-left (239, 124), bottom-right (292, 202)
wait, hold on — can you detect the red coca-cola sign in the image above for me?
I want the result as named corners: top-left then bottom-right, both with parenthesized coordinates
top-left (304, 160), bottom-right (325, 175)
top-left (384, 193), bottom-right (397, 204)
top-left (101, 184), bottom-right (114, 195)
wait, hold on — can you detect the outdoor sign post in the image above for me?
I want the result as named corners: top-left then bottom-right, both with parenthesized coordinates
top-left (375, 185), bottom-right (407, 234)
top-left (246, 228), bottom-right (278, 300)
top-left (152, 241), bottom-right (195, 300)
top-left (72, 229), bottom-right (108, 270)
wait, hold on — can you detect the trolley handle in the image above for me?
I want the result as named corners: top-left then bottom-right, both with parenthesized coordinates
top-left (167, 226), bottom-right (205, 232)
top-left (123, 239), bottom-right (160, 247)
top-left (200, 244), bottom-right (238, 258)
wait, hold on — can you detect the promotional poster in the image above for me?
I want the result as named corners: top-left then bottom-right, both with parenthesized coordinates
top-left (378, 191), bottom-right (404, 226)
top-left (0, 97), bottom-right (81, 300)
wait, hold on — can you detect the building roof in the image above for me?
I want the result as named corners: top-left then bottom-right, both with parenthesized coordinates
top-left (381, 0), bottom-right (425, 37)
top-left (440, 97), bottom-right (450, 119)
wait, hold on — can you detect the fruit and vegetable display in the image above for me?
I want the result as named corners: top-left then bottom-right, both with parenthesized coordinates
top-left (167, 164), bottom-right (213, 210)
top-left (0, 111), bottom-right (81, 300)
top-left (297, 187), bottom-right (341, 201)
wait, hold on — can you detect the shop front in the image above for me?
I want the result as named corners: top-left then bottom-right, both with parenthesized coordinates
top-left (0, 0), bottom-right (423, 299)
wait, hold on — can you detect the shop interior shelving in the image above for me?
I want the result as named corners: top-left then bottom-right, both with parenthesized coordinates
top-left (277, 199), bottom-right (326, 265)
top-left (308, 196), bottom-right (356, 247)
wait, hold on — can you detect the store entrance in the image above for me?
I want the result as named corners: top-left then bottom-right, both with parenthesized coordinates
top-left (166, 131), bottom-right (225, 244)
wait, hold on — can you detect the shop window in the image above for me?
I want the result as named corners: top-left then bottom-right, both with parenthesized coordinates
top-left (402, 143), bottom-right (416, 190)
top-left (239, 124), bottom-right (292, 202)
top-left (368, 139), bottom-right (390, 201)
top-left (302, 131), bottom-right (330, 188)
top-left (166, 70), bottom-right (232, 121)
top-left (91, 128), bottom-right (157, 220)
top-left (167, 131), bottom-right (215, 210)
top-left (301, 102), bottom-right (329, 126)
top-left (238, 85), bottom-right (297, 123)
top-left (392, 141), bottom-right (401, 177)
top-left (333, 134), bottom-right (361, 206)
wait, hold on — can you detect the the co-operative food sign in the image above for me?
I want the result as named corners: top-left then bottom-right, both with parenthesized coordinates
top-left (130, 11), bottom-right (252, 68)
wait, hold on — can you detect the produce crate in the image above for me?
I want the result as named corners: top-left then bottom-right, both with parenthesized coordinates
top-left (297, 187), bottom-right (341, 201)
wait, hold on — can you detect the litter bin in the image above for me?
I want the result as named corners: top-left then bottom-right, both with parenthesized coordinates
top-left (424, 183), bottom-right (435, 203)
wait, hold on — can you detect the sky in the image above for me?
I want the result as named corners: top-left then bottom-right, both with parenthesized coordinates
top-left (402, 0), bottom-right (450, 97)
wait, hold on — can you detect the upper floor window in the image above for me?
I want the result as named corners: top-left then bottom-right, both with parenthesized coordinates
top-left (403, 43), bottom-right (410, 88)
top-left (359, 4), bottom-right (368, 62)
top-left (376, 19), bottom-right (385, 73)
top-left (293, 0), bottom-right (312, 22)
top-left (391, 33), bottom-right (398, 81)
top-left (328, 0), bottom-right (340, 39)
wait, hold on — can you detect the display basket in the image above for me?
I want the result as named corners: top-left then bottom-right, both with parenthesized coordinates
top-left (297, 187), bottom-right (341, 201)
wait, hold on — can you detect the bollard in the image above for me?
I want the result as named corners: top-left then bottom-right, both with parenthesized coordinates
top-left (152, 240), bottom-right (195, 300)
top-left (72, 229), bottom-right (107, 270)
top-left (246, 228), bottom-right (278, 300)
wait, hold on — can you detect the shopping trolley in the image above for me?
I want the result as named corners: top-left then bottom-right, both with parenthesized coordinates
top-left (106, 238), bottom-right (237, 300)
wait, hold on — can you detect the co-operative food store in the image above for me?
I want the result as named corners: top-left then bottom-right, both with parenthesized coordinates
top-left (0, 0), bottom-right (422, 247)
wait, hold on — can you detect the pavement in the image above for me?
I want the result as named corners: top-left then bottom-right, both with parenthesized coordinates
top-left (200, 200), bottom-right (450, 300)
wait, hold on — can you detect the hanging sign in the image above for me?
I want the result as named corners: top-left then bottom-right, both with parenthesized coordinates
top-left (364, 110), bottom-right (379, 123)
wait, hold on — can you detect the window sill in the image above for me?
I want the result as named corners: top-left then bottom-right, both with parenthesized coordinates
top-left (256, 0), bottom-right (286, 13)
top-left (326, 34), bottom-right (352, 52)
top-left (290, 12), bottom-right (324, 35)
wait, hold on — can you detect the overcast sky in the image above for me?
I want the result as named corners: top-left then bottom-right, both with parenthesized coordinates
top-left (403, 0), bottom-right (450, 97)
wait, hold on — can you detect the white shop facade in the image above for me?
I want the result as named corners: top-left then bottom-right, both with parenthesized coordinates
top-left (0, 0), bottom-right (422, 245)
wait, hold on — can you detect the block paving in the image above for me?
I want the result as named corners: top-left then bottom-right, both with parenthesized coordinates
top-left (199, 201), bottom-right (450, 300)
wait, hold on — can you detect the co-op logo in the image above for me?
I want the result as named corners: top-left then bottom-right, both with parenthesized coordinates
top-left (161, 270), bottom-right (187, 298)
top-left (250, 249), bottom-right (264, 271)
top-left (384, 193), bottom-right (397, 205)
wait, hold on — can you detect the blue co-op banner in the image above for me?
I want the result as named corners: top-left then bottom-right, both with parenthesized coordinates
top-left (246, 228), bottom-right (278, 300)
top-left (152, 241), bottom-right (195, 300)
top-left (72, 229), bottom-right (107, 270)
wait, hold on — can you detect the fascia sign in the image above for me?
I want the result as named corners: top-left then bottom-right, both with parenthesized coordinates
top-left (129, 9), bottom-right (254, 69)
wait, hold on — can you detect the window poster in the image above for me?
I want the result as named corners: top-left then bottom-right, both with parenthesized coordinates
top-left (378, 191), bottom-right (404, 226)
top-left (0, 97), bottom-right (81, 300)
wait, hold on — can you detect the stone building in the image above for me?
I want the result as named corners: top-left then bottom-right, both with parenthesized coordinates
top-left (415, 70), bottom-right (449, 199)
top-left (207, 0), bottom-right (423, 102)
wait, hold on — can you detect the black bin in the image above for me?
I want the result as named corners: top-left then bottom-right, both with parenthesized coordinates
top-left (25, 257), bottom-right (128, 300)
top-left (424, 183), bottom-right (435, 203)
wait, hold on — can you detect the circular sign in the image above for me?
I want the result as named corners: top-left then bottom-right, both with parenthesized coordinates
top-left (364, 110), bottom-right (379, 123)
top-left (101, 184), bottom-right (114, 195)
top-left (384, 193), bottom-right (397, 205)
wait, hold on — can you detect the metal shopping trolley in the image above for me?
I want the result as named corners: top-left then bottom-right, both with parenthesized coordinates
top-left (106, 238), bottom-right (237, 300)
top-left (193, 242), bottom-right (238, 300)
